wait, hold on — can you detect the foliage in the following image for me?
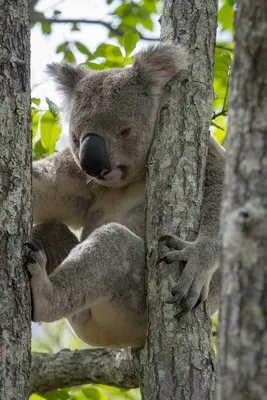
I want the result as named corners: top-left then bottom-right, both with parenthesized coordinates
top-left (30, 0), bottom-right (235, 398)
top-left (31, 0), bottom-right (160, 43)
top-left (212, 45), bottom-right (232, 146)
top-left (32, 97), bottom-right (61, 160)
top-left (30, 385), bottom-right (140, 400)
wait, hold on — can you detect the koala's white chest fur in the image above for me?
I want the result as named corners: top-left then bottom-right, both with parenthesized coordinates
top-left (81, 179), bottom-right (145, 240)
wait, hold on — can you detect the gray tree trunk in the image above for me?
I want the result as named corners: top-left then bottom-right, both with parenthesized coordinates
top-left (218, 1), bottom-right (267, 399)
top-left (140, 0), bottom-right (217, 399)
top-left (0, 0), bottom-right (32, 398)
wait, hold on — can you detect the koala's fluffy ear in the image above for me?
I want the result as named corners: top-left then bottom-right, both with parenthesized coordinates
top-left (132, 43), bottom-right (187, 93)
top-left (47, 63), bottom-right (87, 102)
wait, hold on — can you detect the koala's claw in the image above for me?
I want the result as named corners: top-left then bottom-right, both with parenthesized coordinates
top-left (160, 234), bottom-right (189, 250)
top-left (158, 234), bottom-right (191, 265)
top-left (23, 242), bottom-right (47, 277)
top-left (158, 249), bottom-right (189, 264)
top-left (167, 266), bottom-right (210, 318)
top-left (23, 242), bottom-right (39, 252)
top-left (171, 285), bottom-right (209, 317)
top-left (160, 234), bottom-right (217, 318)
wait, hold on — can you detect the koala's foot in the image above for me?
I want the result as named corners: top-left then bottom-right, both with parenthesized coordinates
top-left (159, 234), bottom-right (218, 318)
top-left (23, 242), bottom-right (54, 322)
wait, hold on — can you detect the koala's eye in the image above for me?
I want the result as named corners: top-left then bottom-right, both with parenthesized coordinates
top-left (73, 137), bottom-right (80, 147)
top-left (119, 128), bottom-right (131, 138)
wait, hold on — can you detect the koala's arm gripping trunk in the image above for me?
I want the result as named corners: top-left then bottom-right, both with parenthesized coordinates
top-left (199, 136), bottom-right (225, 241)
top-left (31, 222), bottom-right (79, 276)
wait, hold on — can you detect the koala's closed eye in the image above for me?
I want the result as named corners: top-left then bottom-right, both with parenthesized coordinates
top-left (119, 128), bottom-right (131, 138)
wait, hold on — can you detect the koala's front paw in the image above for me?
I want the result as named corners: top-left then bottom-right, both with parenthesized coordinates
top-left (23, 242), bottom-right (47, 277)
top-left (159, 234), bottom-right (218, 318)
top-left (23, 242), bottom-right (51, 322)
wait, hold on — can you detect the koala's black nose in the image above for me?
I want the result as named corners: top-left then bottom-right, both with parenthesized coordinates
top-left (79, 134), bottom-right (111, 177)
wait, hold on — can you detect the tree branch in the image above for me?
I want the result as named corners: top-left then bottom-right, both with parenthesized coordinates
top-left (216, 45), bottom-right (233, 52)
top-left (212, 109), bottom-right (228, 120)
top-left (31, 15), bottom-right (232, 47)
top-left (31, 15), bottom-right (158, 41)
top-left (30, 348), bottom-right (138, 394)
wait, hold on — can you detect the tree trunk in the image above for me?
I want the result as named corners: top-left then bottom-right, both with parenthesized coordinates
top-left (140, 0), bottom-right (217, 399)
top-left (0, 0), bottom-right (32, 398)
top-left (218, 1), bottom-right (267, 399)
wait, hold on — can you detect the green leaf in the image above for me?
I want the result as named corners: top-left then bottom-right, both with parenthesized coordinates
top-left (218, 3), bottom-right (234, 32)
top-left (32, 109), bottom-right (40, 140)
top-left (124, 55), bottom-right (134, 66)
top-left (138, 15), bottom-right (153, 30)
top-left (112, 2), bottom-right (130, 18)
top-left (64, 49), bottom-right (76, 64)
top-left (213, 127), bottom-right (227, 147)
top-left (123, 32), bottom-right (139, 58)
top-left (211, 121), bottom-right (224, 131)
top-left (29, 394), bottom-right (46, 400)
top-left (40, 111), bottom-right (61, 154)
top-left (96, 385), bottom-right (127, 394)
top-left (45, 97), bottom-right (60, 118)
top-left (42, 389), bottom-right (69, 400)
top-left (94, 43), bottom-right (123, 59)
top-left (93, 43), bottom-right (124, 67)
top-left (32, 98), bottom-right (41, 107)
top-left (75, 42), bottom-right (93, 59)
top-left (82, 387), bottom-right (101, 399)
top-left (83, 62), bottom-right (109, 70)
top-left (53, 10), bottom-right (61, 16)
top-left (41, 22), bottom-right (52, 35)
top-left (143, 0), bottom-right (158, 13)
top-left (214, 46), bottom-right (232, 112)
top-left (32, 139), bottom-right (48, 161)
top-left (72, 23), bottom-right (80, 31)
top-left (56, 41), bottom-right (69, 54)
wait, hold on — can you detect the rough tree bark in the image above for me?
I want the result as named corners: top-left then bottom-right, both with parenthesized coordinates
top-left (218, 1), bottom-right (267, 399)
top-left (0, 0), bottom-right (32, 398)
top-left (31, 349), bottom-right (138, 394)
top-left (140, 0), bottom-right (217, 399)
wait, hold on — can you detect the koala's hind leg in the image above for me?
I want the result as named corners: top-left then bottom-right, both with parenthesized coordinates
top-left (26, 222), bottom-right (146, 330)
top-left (31, 221), bottom-right (79, 275)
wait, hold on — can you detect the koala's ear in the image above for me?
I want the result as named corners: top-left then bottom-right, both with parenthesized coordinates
top-left (46, 63), bottom-right (87, 102)
top-left (132, 43), bottom-right (187, 93)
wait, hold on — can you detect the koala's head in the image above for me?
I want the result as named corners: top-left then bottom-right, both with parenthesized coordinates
top-left (48, 43), bottom-right (187, 188)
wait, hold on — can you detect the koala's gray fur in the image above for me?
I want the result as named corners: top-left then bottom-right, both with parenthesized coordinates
top-left (26, 43), bottom-right (224, 348)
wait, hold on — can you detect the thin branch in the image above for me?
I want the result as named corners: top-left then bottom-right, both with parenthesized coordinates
top-left (31, 16), bottom-right (232, 46)
top-left (215, 45), bottom-right (233, 52)
top-left (31, 16), bottom-right (158, 41)
top-left (30, 348), bottom-right (138, 394)
top-left (212, 109), bottom-right (228, 120)
top-left (223, 75), bottom-right (230, 112)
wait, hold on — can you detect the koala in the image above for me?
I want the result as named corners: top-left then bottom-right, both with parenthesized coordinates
top-left (25, 43), bottom-right (224, 348)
